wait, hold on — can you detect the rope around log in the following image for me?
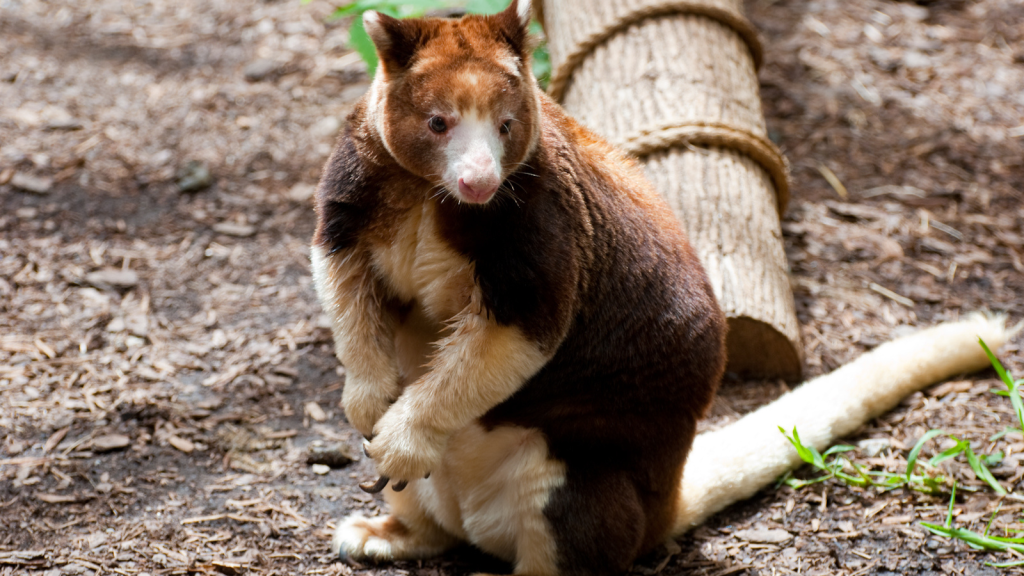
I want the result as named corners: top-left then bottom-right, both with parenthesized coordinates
top-left (613, 121), bottom-right (790, 214)
top-left (541, 0), bottom-right (785, 214)
top-left (544, 0), bottom-right (763, 102)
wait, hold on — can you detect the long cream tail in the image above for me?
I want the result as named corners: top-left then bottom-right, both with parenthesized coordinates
top-left (673, 314), bottom-right (1017, 535)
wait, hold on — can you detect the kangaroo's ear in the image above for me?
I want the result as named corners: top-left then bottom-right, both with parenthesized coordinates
top-left (491, 0), bottom-right (533, 58)
top-left (363, 11), bottom-right (428, 73)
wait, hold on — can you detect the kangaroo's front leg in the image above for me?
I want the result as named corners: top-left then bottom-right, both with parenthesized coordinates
top-left (311, 245), bottom-right (400, 439)
top-left (364, 293), bottom-right (550, 485)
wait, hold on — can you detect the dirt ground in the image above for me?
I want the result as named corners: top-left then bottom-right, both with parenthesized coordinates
top-left (1, 0), bottom-right (1023, 575)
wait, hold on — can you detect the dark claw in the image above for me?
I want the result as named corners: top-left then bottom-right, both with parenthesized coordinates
top-left (423, 472), bottom-right (430, 479)
top-left (359, 475), bottom-right (390, 493)
top-left (391, 480), bottom-right (408, 492)
top-left (336, 548), bottom-right (365, 569)
top-left (362, 439), bottom-right (372, 458)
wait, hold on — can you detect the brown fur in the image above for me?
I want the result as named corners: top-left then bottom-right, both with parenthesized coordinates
top-left (312, 2), bottom-right (726, 575)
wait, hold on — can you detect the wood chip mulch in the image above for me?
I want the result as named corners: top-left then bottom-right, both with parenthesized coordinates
top-left (1, 0), bottom-right (1022, 575)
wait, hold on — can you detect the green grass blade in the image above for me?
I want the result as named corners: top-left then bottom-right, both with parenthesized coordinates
top-left (823, 444), bottom-right (858, 457)
top-left (984, 450), bottom-right (1004, 468)
top-left (834, 470), bottom-right (869, 487)
top-left (980, 337), bottom-right (1024, 436)
top-left (921, 522), bottom-right (1024, 554)
top-left (906, 429), bottom-right (945, 481)
top-left (780, 426), bottom-right (819, 467)
top-left (782, 475), bottom-right (831, 489)
top-left (847, 459), bottom-right (877, 487)
top-left (980, 338), bottom-right (1013, 388)
top-left (985, 503), bottom-right (1002, 536)
top-left (946, 483), bottom-right (957, 527)
top-left (795, 428), bottom-right (826, 469)
top-left (965, 446), bottom-right (1006, 495)
top-left (986, 560), bottom-right (1024, 568)
top-left (989, 426), bottom-right (1020, 442)
top-left (1011, 390), bottom-right (1024, 435)
top-left (1009, 389), bottom-right (1024, 436)
top-left (929, 439), bottom-right (968, 467)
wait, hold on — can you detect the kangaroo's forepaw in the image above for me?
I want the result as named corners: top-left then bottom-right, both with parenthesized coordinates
top-left (366, 398), bottom-right (448, 483)
top-left (342, 376), bottom-right (398, 439)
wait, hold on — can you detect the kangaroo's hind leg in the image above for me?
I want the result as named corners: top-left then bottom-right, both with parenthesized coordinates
top-left (542, 470), bottom-right (651, 576)
top-left (468, 467), bottom-right (650, 576)
top-left (419, 423), bottom-right (567, 576)
top-left (333, 483), bottom-right (460, 562)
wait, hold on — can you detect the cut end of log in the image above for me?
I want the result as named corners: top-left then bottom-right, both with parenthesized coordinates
top-left (725, 316), bottom-right (802, 381)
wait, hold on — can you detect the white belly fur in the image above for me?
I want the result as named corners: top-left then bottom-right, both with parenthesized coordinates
top-left (408, 422), bottom-right (566, 566)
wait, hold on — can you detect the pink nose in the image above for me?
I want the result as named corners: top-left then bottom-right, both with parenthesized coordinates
top-left (458, 177), bottom-right (499, 204)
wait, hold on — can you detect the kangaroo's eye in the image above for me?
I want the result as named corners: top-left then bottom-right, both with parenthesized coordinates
top-left (500, 120), bottom-right (513, 135)
top-left (428, 116), bottom-right (448, 134)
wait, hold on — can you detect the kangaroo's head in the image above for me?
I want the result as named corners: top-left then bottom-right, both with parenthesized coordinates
top-left (362, 0), bottom-right (540, 205)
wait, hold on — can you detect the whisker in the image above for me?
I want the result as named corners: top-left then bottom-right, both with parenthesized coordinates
top-left (496, 184), bottom-right (523, 208)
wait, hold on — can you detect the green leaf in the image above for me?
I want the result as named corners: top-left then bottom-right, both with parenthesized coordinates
top-left (465, 0), bottom-right (510, 13)
top-left (530, 43), bottom-right (550, 88)
top-left (906, 429), bottom-right (945, 481)
top-left (332, 0), bottom-right (392, 18)
top-left (336, 0), bottom-right (453, 17)
top-left (348, 17), bottom-right (380, 78)
top-left (325, 1), bottom-right (553, 86)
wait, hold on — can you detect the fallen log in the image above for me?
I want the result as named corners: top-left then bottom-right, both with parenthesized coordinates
top-left (540, 0), bottom-right (801, 379)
